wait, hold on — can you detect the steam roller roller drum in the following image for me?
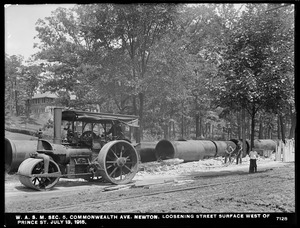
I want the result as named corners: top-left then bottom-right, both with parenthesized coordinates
top-left (18, 158), bottom-right (61, 191)
top-left (97, 140), bottom-right (139, 185)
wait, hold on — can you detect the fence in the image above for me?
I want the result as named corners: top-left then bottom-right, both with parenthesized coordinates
top-left (275, 139), bottom-right (295, 162)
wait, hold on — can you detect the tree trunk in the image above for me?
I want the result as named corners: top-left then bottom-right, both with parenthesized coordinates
top-left (181, 115), bottom-right (184, 139)
top-left (241, 108), bottom-right (247, 157)
top-left (247, 114), bottom-right (251, 139)
top-left (10, 81), bottom-right (14, 115)
top-left (199, 115), bottom-right (203, 138)
top-left (289, 107), bottom-right (296, 139)
top-left (279, 114), bottom-right (286, 143)
top-left (138, 92), bottom-right (144, 143)
top-left (25, 99), bottom-right (30, 118)
top-left (163, 123), bottom-right (168, 139)
top-left (227, 123), bottom-right (230, 140)
top-left (269, 125), bottom-right (273, 139)
top-left (185, 119), bottom-right (188, 138)
top-left (250, 106), bottom-right (256, 150)
top-left (277, 115), bottom-right (281, 140)
top-left (172, 121), bottom-right (176, 139)
top-left (15, 90), bottom-right (19, 116)
top-left (237, 111), bottom-right (241, 139)
top-left (230, 117), bottom-right (234, 138)
top-left (222, 127), bottom-right (225, 140)
top-left (195, 113), bottom-right (200, 138)
top-left (132, 96), bottom-right (138, 142)
top-left (258, 117), bottom-right (263, 139)
top-left (168, 122), bottom-right (171, 140)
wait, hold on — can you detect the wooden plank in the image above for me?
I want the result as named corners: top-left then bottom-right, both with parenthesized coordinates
top-left (103, 184), bottom-right (134, 192)
top-left (133, 178), bottom-right (176, 188)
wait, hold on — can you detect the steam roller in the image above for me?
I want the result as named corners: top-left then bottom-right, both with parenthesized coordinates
top-left (6, 107), bottom-right (140, 191)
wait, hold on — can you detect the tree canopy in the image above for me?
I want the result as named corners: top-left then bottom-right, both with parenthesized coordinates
top-left (5, 3), bottom-right (295, 142)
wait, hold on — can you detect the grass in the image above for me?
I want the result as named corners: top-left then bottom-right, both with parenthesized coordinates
top-left (5, 114), bottom-right (54, 138)
top-left (5, 114), bottom-right (51, 131)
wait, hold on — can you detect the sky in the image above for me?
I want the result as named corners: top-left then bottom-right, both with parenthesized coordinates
top-left (5, 4), bottom-right (75, 60)
top-left (5, 3), bottom-right (246, 61)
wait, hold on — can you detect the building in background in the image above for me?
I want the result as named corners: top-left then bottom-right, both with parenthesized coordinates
top-left (27, 92), bottom-right (58, 117)
top-left (27, 92), bottom-right (78, 117)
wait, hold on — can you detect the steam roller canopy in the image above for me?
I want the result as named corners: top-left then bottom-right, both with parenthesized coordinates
top-left (18, 158), bottom-right (61, 191)
top-left (97, 140), bottom-right (139, 185)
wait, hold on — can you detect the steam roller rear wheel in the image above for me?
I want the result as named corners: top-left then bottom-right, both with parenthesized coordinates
top-left (98, 140), bottom-right (139, 185)
top-left (18, 158), bottom-right (60, 191)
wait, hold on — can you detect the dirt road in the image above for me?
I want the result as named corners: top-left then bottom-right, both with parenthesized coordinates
top-left (5, 157), bottom-right (295, 213)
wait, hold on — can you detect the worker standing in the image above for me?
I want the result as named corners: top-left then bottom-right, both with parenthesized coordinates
top-left (225, 145), bottom-right (234, 163)
top-left (249, 150), bottom-right (259, 173)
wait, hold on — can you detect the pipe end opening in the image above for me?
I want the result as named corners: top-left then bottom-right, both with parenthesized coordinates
top-left (155, 140), bottom-right (175, 160)
top-left (5, 138), bottom-right (13, 172)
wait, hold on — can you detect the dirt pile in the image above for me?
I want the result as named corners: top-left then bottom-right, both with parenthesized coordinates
top-left (135, 155), bottom-right (277, 180)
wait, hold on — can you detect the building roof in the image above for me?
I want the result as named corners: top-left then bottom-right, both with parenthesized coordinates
top-left (32, 92), bottom-right (58, 99)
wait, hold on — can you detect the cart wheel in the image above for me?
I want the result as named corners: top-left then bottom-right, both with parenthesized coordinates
top-left (18, 158), bottom-right (60, 191)
top-left (97, 140), bottom-right (139, 185)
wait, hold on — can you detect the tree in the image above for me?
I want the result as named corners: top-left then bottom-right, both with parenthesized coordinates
top-left (34, 4), bottom-right (178, 142)
top-left (20, 62), bottom-right (43, 116)
top-left (112, 4), bottom-right (178, 141)
top-left (159, 4), bottom-right (224, 139)
top-left (5, 54), bottom-right (24, 116)
top-left (143, 32), bottom-right (190, 139)
top-left (28, 3), bottom-right (294, 142)
top-left (212, 4), bottom-right (294, 148)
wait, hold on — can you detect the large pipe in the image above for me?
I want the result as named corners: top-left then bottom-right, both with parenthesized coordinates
top-left (198, 140), bottom-right (217, 158)
top-left (139, 148), bottom-right (157, 162)
top-left (53, 107), bottom-right (63, 144)
top-left (5, 138), bottom-right (38, 173)
top-left (253, 139), bottom-right (276, 153)
top-left (155, 140), bottom-right (217, 162)
top-left (241, 139), bottom-right (275, 154)
top-left (135, 142), bottom-right (158, 163)
top-left (213, 141), bottom-right (237, 157)
top-left (135, 139), bottom-right (277, 163)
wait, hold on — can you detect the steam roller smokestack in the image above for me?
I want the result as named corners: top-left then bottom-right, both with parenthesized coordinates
top-left (53, 107), bottom-right (63, 144)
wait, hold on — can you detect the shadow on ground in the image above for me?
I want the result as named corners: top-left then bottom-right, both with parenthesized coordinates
top-left (182, 168), bottom-right (274, 179)
top-left (14, 178), bottom-right (114, 192)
